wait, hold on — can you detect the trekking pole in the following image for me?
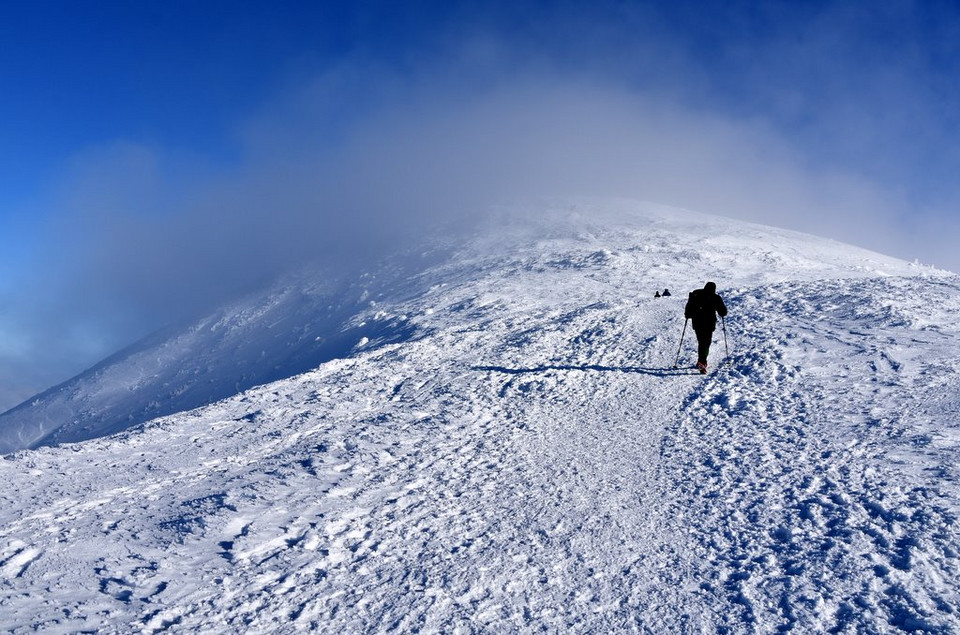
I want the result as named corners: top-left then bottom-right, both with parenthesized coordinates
top-left (722, 316), bottom-right (729, 356)
top-left (673, 319), bottom-right (688, 369)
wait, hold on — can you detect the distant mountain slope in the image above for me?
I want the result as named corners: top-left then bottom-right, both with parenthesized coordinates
top-left (0, 253), bottom-right (433, 453)
top-left (1, 200), bottom-right (958, 631)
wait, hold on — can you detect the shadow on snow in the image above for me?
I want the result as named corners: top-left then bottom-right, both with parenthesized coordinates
top-left (471, 365), bottom-right (699, 377)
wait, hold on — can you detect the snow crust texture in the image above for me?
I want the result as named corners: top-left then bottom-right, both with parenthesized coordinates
top-left (1, 201), bottom-right (957, 633)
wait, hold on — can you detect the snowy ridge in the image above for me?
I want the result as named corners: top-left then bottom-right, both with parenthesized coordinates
top-left (0, 252), bottom-right (437, 453)
top-left (0, 201), bottom-right (957, 632)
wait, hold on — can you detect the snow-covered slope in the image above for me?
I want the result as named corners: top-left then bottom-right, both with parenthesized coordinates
top-left (0, 252), bottom-right (436, 453)
top-left (1, 200), bottom-right (958, 632)
top-left (0, 201), bottom-right (925, 454)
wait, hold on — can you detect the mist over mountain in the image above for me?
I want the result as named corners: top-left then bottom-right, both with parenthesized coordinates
top-left (0, 230), bottom-right (473, 453)
top-left (1, 200), bottom-right (957, 632)
top-left (0, 200), bottom-right (929, 454)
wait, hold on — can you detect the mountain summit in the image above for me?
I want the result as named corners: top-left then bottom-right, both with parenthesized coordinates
top-left (1, 200), bottom-right (958, 632)
top-left (0, 201), bottom-right (924, 453)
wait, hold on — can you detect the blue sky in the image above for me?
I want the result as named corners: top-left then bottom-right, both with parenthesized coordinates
top-left (1, 0), bottom-right (959, 408)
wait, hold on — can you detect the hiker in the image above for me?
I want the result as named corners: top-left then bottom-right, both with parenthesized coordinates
top-left (662, 289), bottom-right (671, 297)
top-left (655, 290), bottom-right (661, 298)
top-left (684, 281), bottom-right (727, 374)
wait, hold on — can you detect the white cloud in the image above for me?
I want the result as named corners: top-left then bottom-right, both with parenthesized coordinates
top-left (4, 36), bottom-right (957, 409)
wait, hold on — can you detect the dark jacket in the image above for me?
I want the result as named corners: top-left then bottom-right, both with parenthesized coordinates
top-left (685, 288), bottom-right (727, 331)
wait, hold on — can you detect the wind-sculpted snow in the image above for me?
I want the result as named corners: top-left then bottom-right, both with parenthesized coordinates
top-left (0, 201), bottom-right (957, 632)
top-left (0, 254), bottom-right (434, 453)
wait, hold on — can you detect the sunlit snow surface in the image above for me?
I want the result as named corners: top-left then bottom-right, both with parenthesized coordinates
top-left (1, 201), bottom-right (958, 632)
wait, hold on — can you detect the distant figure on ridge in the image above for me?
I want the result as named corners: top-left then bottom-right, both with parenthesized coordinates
top-left (684, 282), bottom-right (727, 374)
top-left (662, 289), bottom-right (671, 297)
top-left (655, 290), bottom-right (661, 298)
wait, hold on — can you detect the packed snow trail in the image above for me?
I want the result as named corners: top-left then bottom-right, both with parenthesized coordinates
top-left (0, 202), bottom-right (957, 632)
top-left (0, 296), bottom-right (704, 632)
